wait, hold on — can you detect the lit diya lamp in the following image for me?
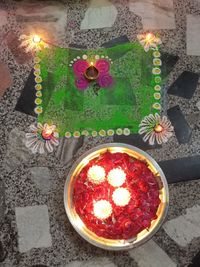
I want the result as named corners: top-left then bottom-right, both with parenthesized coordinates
top-left (19, 34), bottom-right (49, 53)
top-left (84, 62), bottom-right (99, 81)
top-left (41, 124), bottom-right (56, 140)
top-left (154, 124), bottom-right (163, 133)
top-left (64, 144), bottom-right (169, 250)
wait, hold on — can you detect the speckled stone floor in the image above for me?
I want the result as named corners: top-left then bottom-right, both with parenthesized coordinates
top-left (0, 0), bottom-right (200, 267)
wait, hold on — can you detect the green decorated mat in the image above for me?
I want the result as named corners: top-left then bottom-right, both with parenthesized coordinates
top-left (34, 41), bottom-right (163, 137)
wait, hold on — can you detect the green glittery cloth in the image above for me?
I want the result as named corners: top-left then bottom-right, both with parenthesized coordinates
top-left (36, 42), bottom-right (163, 137)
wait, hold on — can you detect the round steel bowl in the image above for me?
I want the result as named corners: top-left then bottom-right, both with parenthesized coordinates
top-left (64, 143), bottom-right (169, 251)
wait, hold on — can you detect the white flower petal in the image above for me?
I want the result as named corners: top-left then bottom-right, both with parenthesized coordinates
top-left (38, 141), bottom-right (45, 154)
top-left (156, 133), bottom-right (163, 144)
top-left (54, 132), bottom-right (59, 138)
top-left (31, 141), bottom-right (40, 154)
top-left (29, 124), bottom-right (38, 131)
top-left (37, 123), bottom-right (44, 130)
top-left (26, 133), bottom-right (37, 139)
top-left (144, 45), bottom-right (149, 52)
top-left (149, 132), bottom-right (156, 145)
top-left (50, 137), bottom-right (59, 147)
top-left (45, 140), bottom-right (54, 153)
top-left (143, 131), bottom-right (152, 142)
top-left (19, 34), bottom-right (27, 40)
top-left (138, 126), bottom-right (148, 134)
top-left (25, 137), bottom-right (38, 148)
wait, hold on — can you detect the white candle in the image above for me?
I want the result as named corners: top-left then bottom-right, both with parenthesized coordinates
top-left (93, 200), bottom-right (112, 220)
top-left (107, 168), bottom-right (126, 187)
top-left (87, 165), bottom-right (106, 184)
top-left (112, 188), bottom-right (131, 207)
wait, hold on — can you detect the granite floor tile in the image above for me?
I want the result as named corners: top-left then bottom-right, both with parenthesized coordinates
top-left (167, 71), bottom-right (199, 99)
top-left (102, 35), bottom-right (130, 47)
top-left (160, 52), bottom-right (179, 78)
top-left (15, 205), bottom-right (52, 253)
top-left (5, 31), bottom-right (32, 64)
top-left (65, 257), bottom-right (116, 267)
top-left (0, 61), bottom-right (12, 100)
top-left (196, 101), bottom-right (200, 111)
top-left (56, 137), bottom-right (84, 167)
top-left (0, 241), bottom-right (7, 263)
top-left (0, 9), bottom-right (8, 28)
top-left (167, 106), bottom-right (192, 144)
top-left (187, 14), bottom-right (200, 56)
top-left (129, 0), bottom-right (176, 30)
top-left (158, 155), bottom-right (200, 183)
top-left (113, 133), bottom-right (161, 150)
top-left (3, 128), bottom-right (32, 173)
top-left (29, 167), bottom-right (52, 194)
top-left (15, 1), bottom-right (67, 45)
top-left (0, 180), bottom-right (5, 224)
top-left (189, 251), bottom-right (200, 267)
top-left (163, 205), bottom-right (200, 247)
top-left (81, 0), bottom-right (118, 29)
top-left (15, 69), bottom-right (36, 117)
top-left (129, 239), bottom-right (177, 267)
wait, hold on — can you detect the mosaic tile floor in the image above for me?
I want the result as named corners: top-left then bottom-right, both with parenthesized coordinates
top-left (0, 0), bottom-right (200, 266)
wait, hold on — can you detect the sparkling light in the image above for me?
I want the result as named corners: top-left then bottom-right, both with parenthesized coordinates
top-left (32, 35), bottom-right (41, 43)
top-left (19, 34), bottom-right (49, 53)
top-left (107, 168), bottom-right (126, 187)
top-left (112, 188), bottom-right (131, 207)
top-left (146, 33), bottom-right (152, 41)
top-left (87, 165), bottom-right (106, 184)
top-left (93, 200), bottom-right (112, 220)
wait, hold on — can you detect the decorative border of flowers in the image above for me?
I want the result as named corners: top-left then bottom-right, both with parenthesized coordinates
top-left (33, 56), bottom-right (43, 115)
top-left (68, 54), bottom-right (113, 67)
top-left (64, 128), bottom-right (131, 138)
top-left (152, 50), bottom-right (162, 111)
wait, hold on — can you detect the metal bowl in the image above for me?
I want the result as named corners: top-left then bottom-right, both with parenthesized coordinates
top-left (64, 143), bottom-right (169, 251)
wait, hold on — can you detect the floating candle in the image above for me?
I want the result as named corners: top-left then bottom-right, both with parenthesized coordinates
top-left (112, 188), bottom-right (131, 207)
top-left (87, 165), bottom-right (106, 184)
top-left (93, 200), bottom-right (112, 220)
top-left (107, 168), bottom-right (126, 187)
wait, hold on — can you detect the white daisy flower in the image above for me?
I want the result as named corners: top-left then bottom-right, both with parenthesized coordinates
top-left (25, 123), bottom-right (59, 154)
top-left (139, 113), bottom-right (174, 145)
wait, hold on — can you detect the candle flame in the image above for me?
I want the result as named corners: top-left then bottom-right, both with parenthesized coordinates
top-left (42, 124), bottom-right (56, 139)
top-left (32, 35), bottom-right (41, 43)
top-left (146, 33), bottom-right (152, 40)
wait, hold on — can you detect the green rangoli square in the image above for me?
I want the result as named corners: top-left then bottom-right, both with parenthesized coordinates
top-left (35, 42), bottom-right (162, 137)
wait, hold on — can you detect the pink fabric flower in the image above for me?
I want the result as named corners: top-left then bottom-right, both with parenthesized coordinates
top-left (73, 59), bottom-right (113, 90)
